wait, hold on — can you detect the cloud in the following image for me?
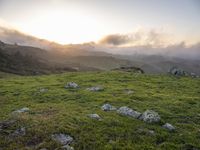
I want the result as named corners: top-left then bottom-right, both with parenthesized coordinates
top-left (99, 28), bottom-right (177, 47)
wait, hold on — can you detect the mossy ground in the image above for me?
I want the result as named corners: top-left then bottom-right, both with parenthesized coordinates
top-left (0, 71), bottom-right (200, 150)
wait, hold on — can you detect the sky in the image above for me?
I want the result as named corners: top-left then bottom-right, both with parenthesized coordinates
top-left (0, 0), bottom-right (200, 45)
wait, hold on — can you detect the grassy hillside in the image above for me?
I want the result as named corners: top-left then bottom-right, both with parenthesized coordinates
top-left (0, 71), bottom-right (200, 150)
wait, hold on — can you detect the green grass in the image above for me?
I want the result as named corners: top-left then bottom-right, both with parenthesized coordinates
top-left (0, 71), bottom-right (200, 150)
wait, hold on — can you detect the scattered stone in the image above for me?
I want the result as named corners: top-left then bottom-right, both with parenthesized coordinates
top-left (13, 107), bottom-right (30, 113)
top-left (148, 130), bottom-right (155, 135)
top-left (139, 110), bottom-right (161, 123)
top-left (117, 106), bottom-right (141, 119)
top-left (137, 128), bottom-right (155, 136)
top-left (125, 89), bottom-right (134, 94)
top-left (65, 82), bottom-right (79, 89)
top-left (162, 123), bottom-right (175, 131)
top-left (39, 149), bottom-right (47, 150)
top-left (39, 88), bottom-right (48, 93)
top-left (101, 104), bottom-right (116, 111)
top-left (52, 134), bottom-right (73, 145)
top-left (62, 145), bottom-right (74, 150)
top-left (11, 127), bottom-right (26, 137)
top-left (88, 114), bottom-right (102, 120)
top-left (86, 86), bottom-right (104, 92)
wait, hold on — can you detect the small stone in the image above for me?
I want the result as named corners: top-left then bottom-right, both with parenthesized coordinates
top-left (52, 134), bottom-right (73, 145)
top-left (39, 88), bottom-right (48, 93)
top-left (62, 145), bottom-right (74, 150)
top-left (101, 104), bottom-right (116, 111)
top-left (125, 89), bottom-right (134, 94)
top-left (148, 130), bottom-right (155, 135)
top-left (139, 110), bottom-right (161, 123)
top-left (86, 86), bottom-right (104, 92)
top-left (13, 107), bottom-right (30, 113)
top-left (162, 123), bottom-right (175, 131)
top-left (39, 149), bottom-right (47, 150)
top-left (117, 106), bottom-right (141, 119)
top-left (65, 82), bottom-right (79, 89)
top-left (88, 114), bottom-right (102, 120)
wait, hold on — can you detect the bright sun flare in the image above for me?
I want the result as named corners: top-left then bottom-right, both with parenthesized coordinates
top-left (13, 10), bottom-right (106, 44)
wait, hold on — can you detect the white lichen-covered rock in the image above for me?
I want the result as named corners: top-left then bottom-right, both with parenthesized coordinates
top-left (88, 114), bottom-right (102, 120)
top-left (101, 104), bottom-right (116, 111)
top-left (65, 82), bottom-right (79, 89)
top-left (117, 106), bottom-right (141, 119)
top-left (162, 123), bottom-right (175, 131)
top-left (139, 110), bottom-right (161, 123)
top-left (52, 134), bottom-right (73, 145)
top-left (86, 86), bottom-right (104, 92)
top-left (13, 107), bottom-right (30, 113)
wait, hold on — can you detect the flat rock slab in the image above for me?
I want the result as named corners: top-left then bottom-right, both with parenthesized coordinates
top-left (139, 110), bottom-right (161, 123)
top-left (117, 106), bottom-right (141, 119)
top-left (101, 104), bottom-right (116, 111)
top-left (52, 134), bottom-right (73, 145)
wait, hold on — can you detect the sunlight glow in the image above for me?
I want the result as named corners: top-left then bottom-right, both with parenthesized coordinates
top-left (13, 9), bottom-right (106, 44)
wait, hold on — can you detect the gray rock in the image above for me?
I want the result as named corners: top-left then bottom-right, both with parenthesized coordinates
top-left (52, 134), bottom-right (73, 145)
top-left (162, 123), bottom-right (175, 131)
top-left (87, 86), bottom-right (104, 92)
top-left (117, 106), bottom-right (141, 119)
top-left (139, 110), bottom-right (161, 123)
top-left (65, 82), bottom-right (79, 89)
top-left (11, 127), bottom-right (26, 137)
top-left (13, 107), bottom-right (30, 113)
top-left (169, 66), bottom-right (188, 76)
top-left (88, 114), bottom-right (102, 120)
top-left (101, 104), bottom-right (116, 111)
top-left (39, 149), bottom-right (47, 150)
top-left (62, 145), bottom-right (74, 150)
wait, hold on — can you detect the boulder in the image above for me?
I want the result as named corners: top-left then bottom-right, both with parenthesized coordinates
top-left (86, 86), bottom-right (103, 92)
top-left (88, 114), bottom-right (102, 120)
top-left (139, 110), bottom-right (161, 123)
top-left (65, 82), bottom-right (79, 89)
top-left (101, 104), bottom-right (116, 111)
top-left (162, 123), bottom-right (175, 131)
top-left (117, 106), bottom-right (141, 119)
top-left (52, 134), bottom-right (73, 145)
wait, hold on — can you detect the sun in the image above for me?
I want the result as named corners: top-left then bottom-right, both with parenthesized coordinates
top-left (13, 9), bottom-right (106, 44)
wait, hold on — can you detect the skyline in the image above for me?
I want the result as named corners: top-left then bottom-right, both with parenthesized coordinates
top-left (0, 0), bottom-right (200, 45)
